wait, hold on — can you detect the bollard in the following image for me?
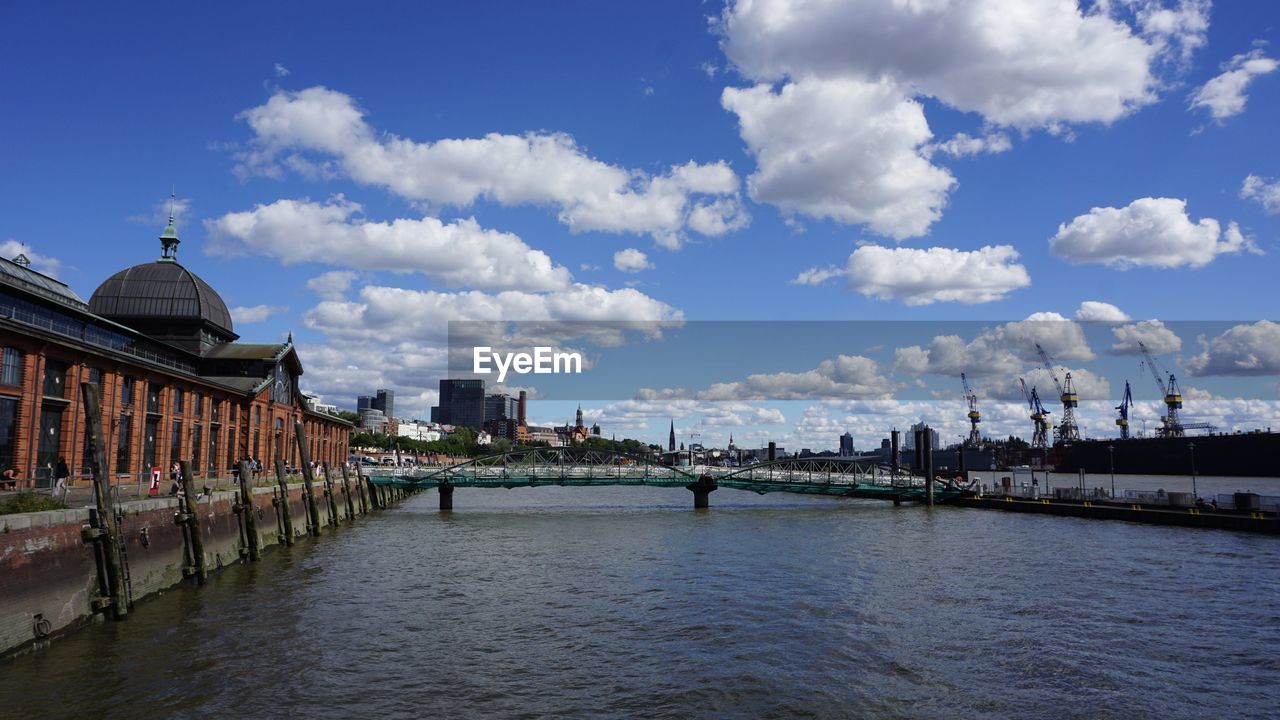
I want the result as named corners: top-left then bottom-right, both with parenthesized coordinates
top-left (177, 460), bottom-right (207, 584)
top-left (237, 460), bottom-right (261, 561)
top-left (274, 460), bottom-right (294, 545)
top-left (80, 382), bottom-right (128, 620)
top-left (293, 422), bottom-right (322, 536)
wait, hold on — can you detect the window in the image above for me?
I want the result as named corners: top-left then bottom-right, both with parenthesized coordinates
top-left (121, 375), bottom-right (134, 406)
top-left (0, 397), bottom-right (17, 471)
top-left (192, 425), bottom-right (202, 472)
top-left (170, 420), bottom-right (182, 465)
top-left (210, 398), bottom-right (220, 423)
top-left (195, 392), bottom-right (204, 419)
top-left (146, 383), bottom-right (161, 414)
top-left (86, 367), bottom-right (102, 386)
top-left (1, 348), bottom-right (22, 386)
top-left (116, 414), bottom-right (131, 474)
top-left (42, 359), bottom-right (68, 398)
top-left (207, 430), bottom-right (218, 476)
top-left (172, 387), bottom-right (184, 414)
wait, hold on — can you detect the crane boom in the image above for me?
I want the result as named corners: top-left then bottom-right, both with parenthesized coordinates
top-left (1115, 380), bottom-right (1132, 440)
top-left (961, 372), bottom-right (981, 446)
top-left (1137, 341), bottom-right (1184, 437)
top-left (1019, 377), bottom-right (1051, 450)
top-left (1034, 343), bottom-right (1079, 443)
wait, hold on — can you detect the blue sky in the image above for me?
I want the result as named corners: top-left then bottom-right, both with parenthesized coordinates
top-left (2, 1), bottom-right (1278, 450)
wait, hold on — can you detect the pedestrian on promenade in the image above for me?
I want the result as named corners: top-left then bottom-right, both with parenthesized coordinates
top-left (54, 458), bottom-right (70, 502)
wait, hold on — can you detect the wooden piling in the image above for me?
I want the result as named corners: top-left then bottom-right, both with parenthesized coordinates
top-left (322, 463), bottom-right (340, 527)
top-left (293, 422), bottom-right (322, 536)
top-left (177, 460), bottom-right (207, 584)
top-left (274, 459), bottom-right (295, 545)
top-left (340, 463), bottom-right (360, 517)
top-left (349, 463), bottom-right (368, 515)
top-left (237, 460), bottom-right (261, 561)
top-left (79, 382), bottom-right (128, 620)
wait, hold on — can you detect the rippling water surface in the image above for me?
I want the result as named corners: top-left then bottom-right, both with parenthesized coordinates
top-left (2, 487), bottom-right (1277, 719)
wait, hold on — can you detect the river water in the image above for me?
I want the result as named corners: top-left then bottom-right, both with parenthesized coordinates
top-left (2, 486), bottom-right (1277, 719)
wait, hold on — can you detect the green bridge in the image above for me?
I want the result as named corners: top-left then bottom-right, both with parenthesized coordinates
top-left (365, 447), bottom-right (971, 510)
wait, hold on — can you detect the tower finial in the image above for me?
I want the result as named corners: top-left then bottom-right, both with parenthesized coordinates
top-left (159, 188), bottom-right (181, 261)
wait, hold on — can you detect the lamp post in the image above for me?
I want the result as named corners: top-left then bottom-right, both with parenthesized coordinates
top-left (1108, 445), bottom-right (1115, 500)
top-left (1188, 442), bottom-right (1197, 499)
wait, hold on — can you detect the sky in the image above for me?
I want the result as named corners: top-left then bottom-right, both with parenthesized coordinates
top-left (2, 1), bottom-right (1278, 451)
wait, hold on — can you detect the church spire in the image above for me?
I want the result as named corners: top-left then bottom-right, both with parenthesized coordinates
top-left (668, 419), bottom-right (676, 452)
top-left (159, 189), bottom-right (180, 262)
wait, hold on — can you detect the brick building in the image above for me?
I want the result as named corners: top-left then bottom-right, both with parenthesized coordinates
top-left (0, 217), bottom-right (351, 488)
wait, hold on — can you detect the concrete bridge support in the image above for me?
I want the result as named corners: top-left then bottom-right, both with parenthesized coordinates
top-left (438, 481), bottom-right (454, 511)
top-left (686, 475), bottom-right (718, 509)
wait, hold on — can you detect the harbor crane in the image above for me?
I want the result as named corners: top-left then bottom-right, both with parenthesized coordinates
top-left (1136, 341), bottom-right (1216, 437)
top-left (1019, 377), bottom-right (1051, 450)
top-left (1137, 341), bottom-right (1182, 437)
top-left (1034, 343), bottom-right (1080, 443)
top-left (1115, 381), bottom-right (1133, 440)
top-left (961, 372), bottom-right (981, 446)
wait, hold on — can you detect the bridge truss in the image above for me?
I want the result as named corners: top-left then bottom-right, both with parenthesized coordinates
top-left (366, 447), bottom-right (967, 504)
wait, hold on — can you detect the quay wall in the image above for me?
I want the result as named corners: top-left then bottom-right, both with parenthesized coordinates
top-left (0, 479), bottom-right (412, 660)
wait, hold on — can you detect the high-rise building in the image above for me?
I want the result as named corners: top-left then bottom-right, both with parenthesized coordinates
top-left (431, 379), bottom-right (485, 428)
top-left (357, 395), bottom-right (375, 412)
top-left (839, 432), bottom-right (854, 456)
top-left (905, 422), bottom-right (939, 451)
top-left (485, 393), bottom-right (518, 423)
top-left (374, 388), bottom-right (395, 420)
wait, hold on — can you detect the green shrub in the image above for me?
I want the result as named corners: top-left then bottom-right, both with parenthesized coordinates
top-left (0, 492), bottom-right (67, 515)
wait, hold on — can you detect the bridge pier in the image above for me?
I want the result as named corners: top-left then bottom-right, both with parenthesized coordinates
top-left (438, 481), bottom-right (454, 511)
top-left (686, 475), bottom-right (718, 509)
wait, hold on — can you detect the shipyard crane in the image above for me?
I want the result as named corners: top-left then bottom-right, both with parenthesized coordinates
top-left (1034, 343), bottom-right (1080, 443)
top-left (1137, 341), bottom-right (1183, 437)
top-left (961, 372), bottom-right (982, 446)
top-left (1115, 381), bottom-right (1133, 440)
top-left (1019, 377), bottom-right (1051, 450)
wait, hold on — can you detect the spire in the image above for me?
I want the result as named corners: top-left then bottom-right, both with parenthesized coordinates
top-left (159, 189), bottom-right (181, 262)
top-left (668, 419), bottom-right (676, 452)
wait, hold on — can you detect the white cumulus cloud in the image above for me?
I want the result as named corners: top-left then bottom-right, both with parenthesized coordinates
top-left (0, 239), bottom-right (63, 278)
top-left (722, 76), bottom-right (955, 239)
top-left (206, 196), bottom-right (571, 292)
top-left (833, 245), bottom-right (1030, 306)
top-left (1241, 174), bottom-right (1280, 214)
top-left (1109, 319), bottom-right (1182, 355)
top-left (230, 304), bottom-right (288, 324)
top-left (1186, 321), bottom-right (1280, 376)
top-left (1189, 48), bottom-right (1279, 120)
top-left (613, 248), bottom-right (653, 273)
top-left (1075, 300), bottom-right (1131, 322)
top-left (1050, 197), bottom-right (1259, 269)
top-left (235, 86), bottom-right (747, 247)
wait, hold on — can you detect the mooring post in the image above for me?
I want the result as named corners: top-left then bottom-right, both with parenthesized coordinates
top-left (79, 382), bottom-right (128, 620)
top-left (293, 422), bottom-right (322, 536)
top-left (177, 460), bottom-right (208, 584)
top-left (237, 460), bottom-right (261, 561)
top-left (357, 463), bottom-right (378, 510)
top-left (686, 474), bottom-right (718, 509)
top-left (438, 479), bottom-right (453, 511)
top-left (348, 463), bottom-right (367, 515)
top-left (322, 463), bottom-right (340, 527)
top-left (274, 460), bottom-right (294, 546)
top-left (339, 464), bottom-right (356, 520)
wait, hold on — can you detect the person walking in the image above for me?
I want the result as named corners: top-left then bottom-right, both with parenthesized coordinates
top-left (54, 458), bottom-right (70, 502)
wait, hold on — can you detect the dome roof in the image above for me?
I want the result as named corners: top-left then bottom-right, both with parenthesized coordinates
top-left (89, 261), bottom-right (235, 337)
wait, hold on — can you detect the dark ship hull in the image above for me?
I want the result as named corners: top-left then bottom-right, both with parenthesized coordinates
top-left (1053, 432), bottom-right (1280, 478)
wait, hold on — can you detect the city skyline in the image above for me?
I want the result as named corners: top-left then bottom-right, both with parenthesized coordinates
top-left (2, 1), bottom-right (1278, 453)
